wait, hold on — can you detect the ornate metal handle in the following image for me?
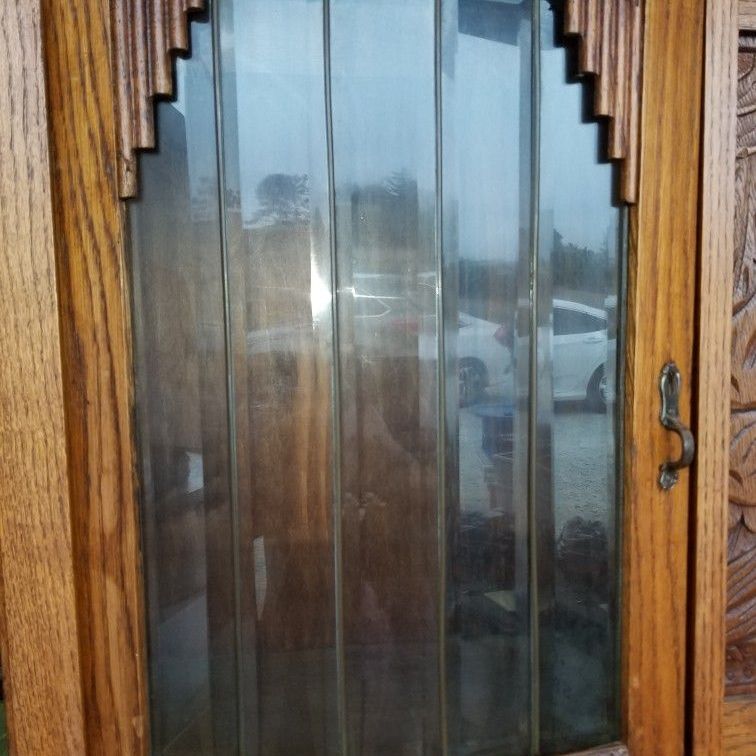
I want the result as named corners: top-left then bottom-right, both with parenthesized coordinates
top-left (658, 361), bottom-right (695, 490)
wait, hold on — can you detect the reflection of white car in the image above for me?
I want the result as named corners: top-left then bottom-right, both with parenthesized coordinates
top-left (457, 299), bottom-right (615, 409)
top-left (245, 288), bottom-right (615, 410)
top-left (456, 313), bottom-right (512, 406)
top-left (551, 299), bottom-right (614, 407)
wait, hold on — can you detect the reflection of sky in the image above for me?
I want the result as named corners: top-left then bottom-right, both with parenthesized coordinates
top-left (231, 0), bottom-right (329, 223)
top-left (214, 0), bottom-right (616, 257)
top-left (330, 0), bottom-right (435, 194)
top-left (540, 41), bottom-right (618, 256)
top-left (449, 24), bottom-right (522, 261)
top-left (174, 20), bottom-right (218, 222)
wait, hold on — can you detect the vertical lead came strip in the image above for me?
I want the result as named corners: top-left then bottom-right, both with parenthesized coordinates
top-left (209, 0), bottom-right (246, 751)
top-left (323, 1), bottom-right (348, 753)
top-left (433, 0), bottom-right (449, 753)
top-left (528, 0), bottom-right (542, 752)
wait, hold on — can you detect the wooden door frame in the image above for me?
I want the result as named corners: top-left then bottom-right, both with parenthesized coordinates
top-left (0, 1), bottom-right (705, 753)
top-left (622, 2), bottom-right (704, 754)
top-left (0, 2), bottom-right (87, 751)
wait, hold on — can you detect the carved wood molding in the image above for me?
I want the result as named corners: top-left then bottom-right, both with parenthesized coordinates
top-left (109, 1), bottom-right (643, 203)
top-left (110, 0), bottom-right (205, 198)
top-left (564, 0), bottom-right (643, 203)
top-left (728, 37), bottom-right (756, 698)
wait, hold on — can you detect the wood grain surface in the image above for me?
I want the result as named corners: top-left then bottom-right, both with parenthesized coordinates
top-left (0, 2), bottom-right (86, 752)
top-left (741, 0), bottom-right (756, 31)
top-left (621, 0), bottom-right (704, 752)
top-left (563, 0), bottom-right (643, 202)
top-left (42, 0), bottom-right (149, 752)
top-left (724, 696), bottom-right (756, 753)
top-left (689, 0), bottom-right (737, 753)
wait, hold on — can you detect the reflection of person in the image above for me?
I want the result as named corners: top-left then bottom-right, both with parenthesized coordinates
top-left (341, 372), bottom-right (437, 644)
top-left (495, 321), bottom-right (514, 350)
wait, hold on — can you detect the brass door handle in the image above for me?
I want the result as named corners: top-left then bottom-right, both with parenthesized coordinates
top-left (658, 361), bottom-right (695, 490)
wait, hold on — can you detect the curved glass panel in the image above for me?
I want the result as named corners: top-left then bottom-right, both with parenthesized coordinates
top-left (218, 0), bottom-right (339, 752)
top-left (328, 1), bottom-right (441, 751)
top-left (536, 3), bottom-right (623, 750)
top-left (129, 16), bottom-right (239, 753)
top-left (129, 1), bottom-right (625, 753)
top-left (441, 0), bottom-right (533, 752)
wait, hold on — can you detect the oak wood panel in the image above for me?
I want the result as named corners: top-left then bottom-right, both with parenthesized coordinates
top-left (111, 0), bottom-right (205, 197)
top-left (42, 1), bottom-right (149, 753)
top-left (689, 0), bottom-right (737, 751)
top-left (0, 1), bottom-right (87, 752)
top-left (563, 0), bottom-right (643, 202)
top-left (724, 697), bottom-right (756, 753)
top-left (741, 0), bottom-right (756, 31)
top-left (621, 0), bottom-right (704, 752)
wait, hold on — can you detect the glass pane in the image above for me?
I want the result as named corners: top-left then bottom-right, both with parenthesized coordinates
top-left (328, 0), bottom-right (441, 751)
top-left (128, 2), bottom-right (626, 753)
top-left (217, 0), bottom-right (339, 752)
top-left (129, 17), bottom-right (239, 754)
top-left (441, 0), bottom-right (534, 753)
top-left (535, 2), bottom-right (623, 751)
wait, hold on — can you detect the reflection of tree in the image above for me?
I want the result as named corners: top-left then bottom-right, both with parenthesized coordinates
top-left (552, 229), bottom-right (609, 293)
top-left (458, 228), bottom-right (612, 320)
top-left (350, 171), bottom-right (420, 260)
top-left (383, 169), bottom-right (416, 201)
top-left (225, 187), bottom-right (241, 210)
top-left (252, 173), bottom-right (311, 227)
top-left (190, 174), bottom-right (217, 223)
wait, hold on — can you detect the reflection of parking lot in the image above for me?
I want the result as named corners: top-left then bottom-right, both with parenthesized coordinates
top-left (459, 404), bottom-right (616, 533)
top-left (459, 407), bottom-right (493, 513)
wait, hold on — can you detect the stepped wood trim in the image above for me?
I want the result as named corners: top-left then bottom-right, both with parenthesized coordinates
top-left (564, 0), bottom-right (644, 203)
top-left (111, 0), bottom-right (205, 197)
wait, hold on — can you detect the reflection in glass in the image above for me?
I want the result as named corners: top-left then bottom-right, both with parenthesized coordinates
top-left (129, 17), bottom-right (239, 754)
top-left (536, 3), bottom-right (623, 749)
top-left (218, 0), bottom-right (339, 752)
top-left (329, 1), bottom-right (441, 751)
top-left (129, 1), bottom-right (625, 753)
top-left (441, 0), bottom-right (533, 753)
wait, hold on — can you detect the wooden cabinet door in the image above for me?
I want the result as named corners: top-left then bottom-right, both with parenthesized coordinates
top-left (0, 1), bottom-right (705, 754)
